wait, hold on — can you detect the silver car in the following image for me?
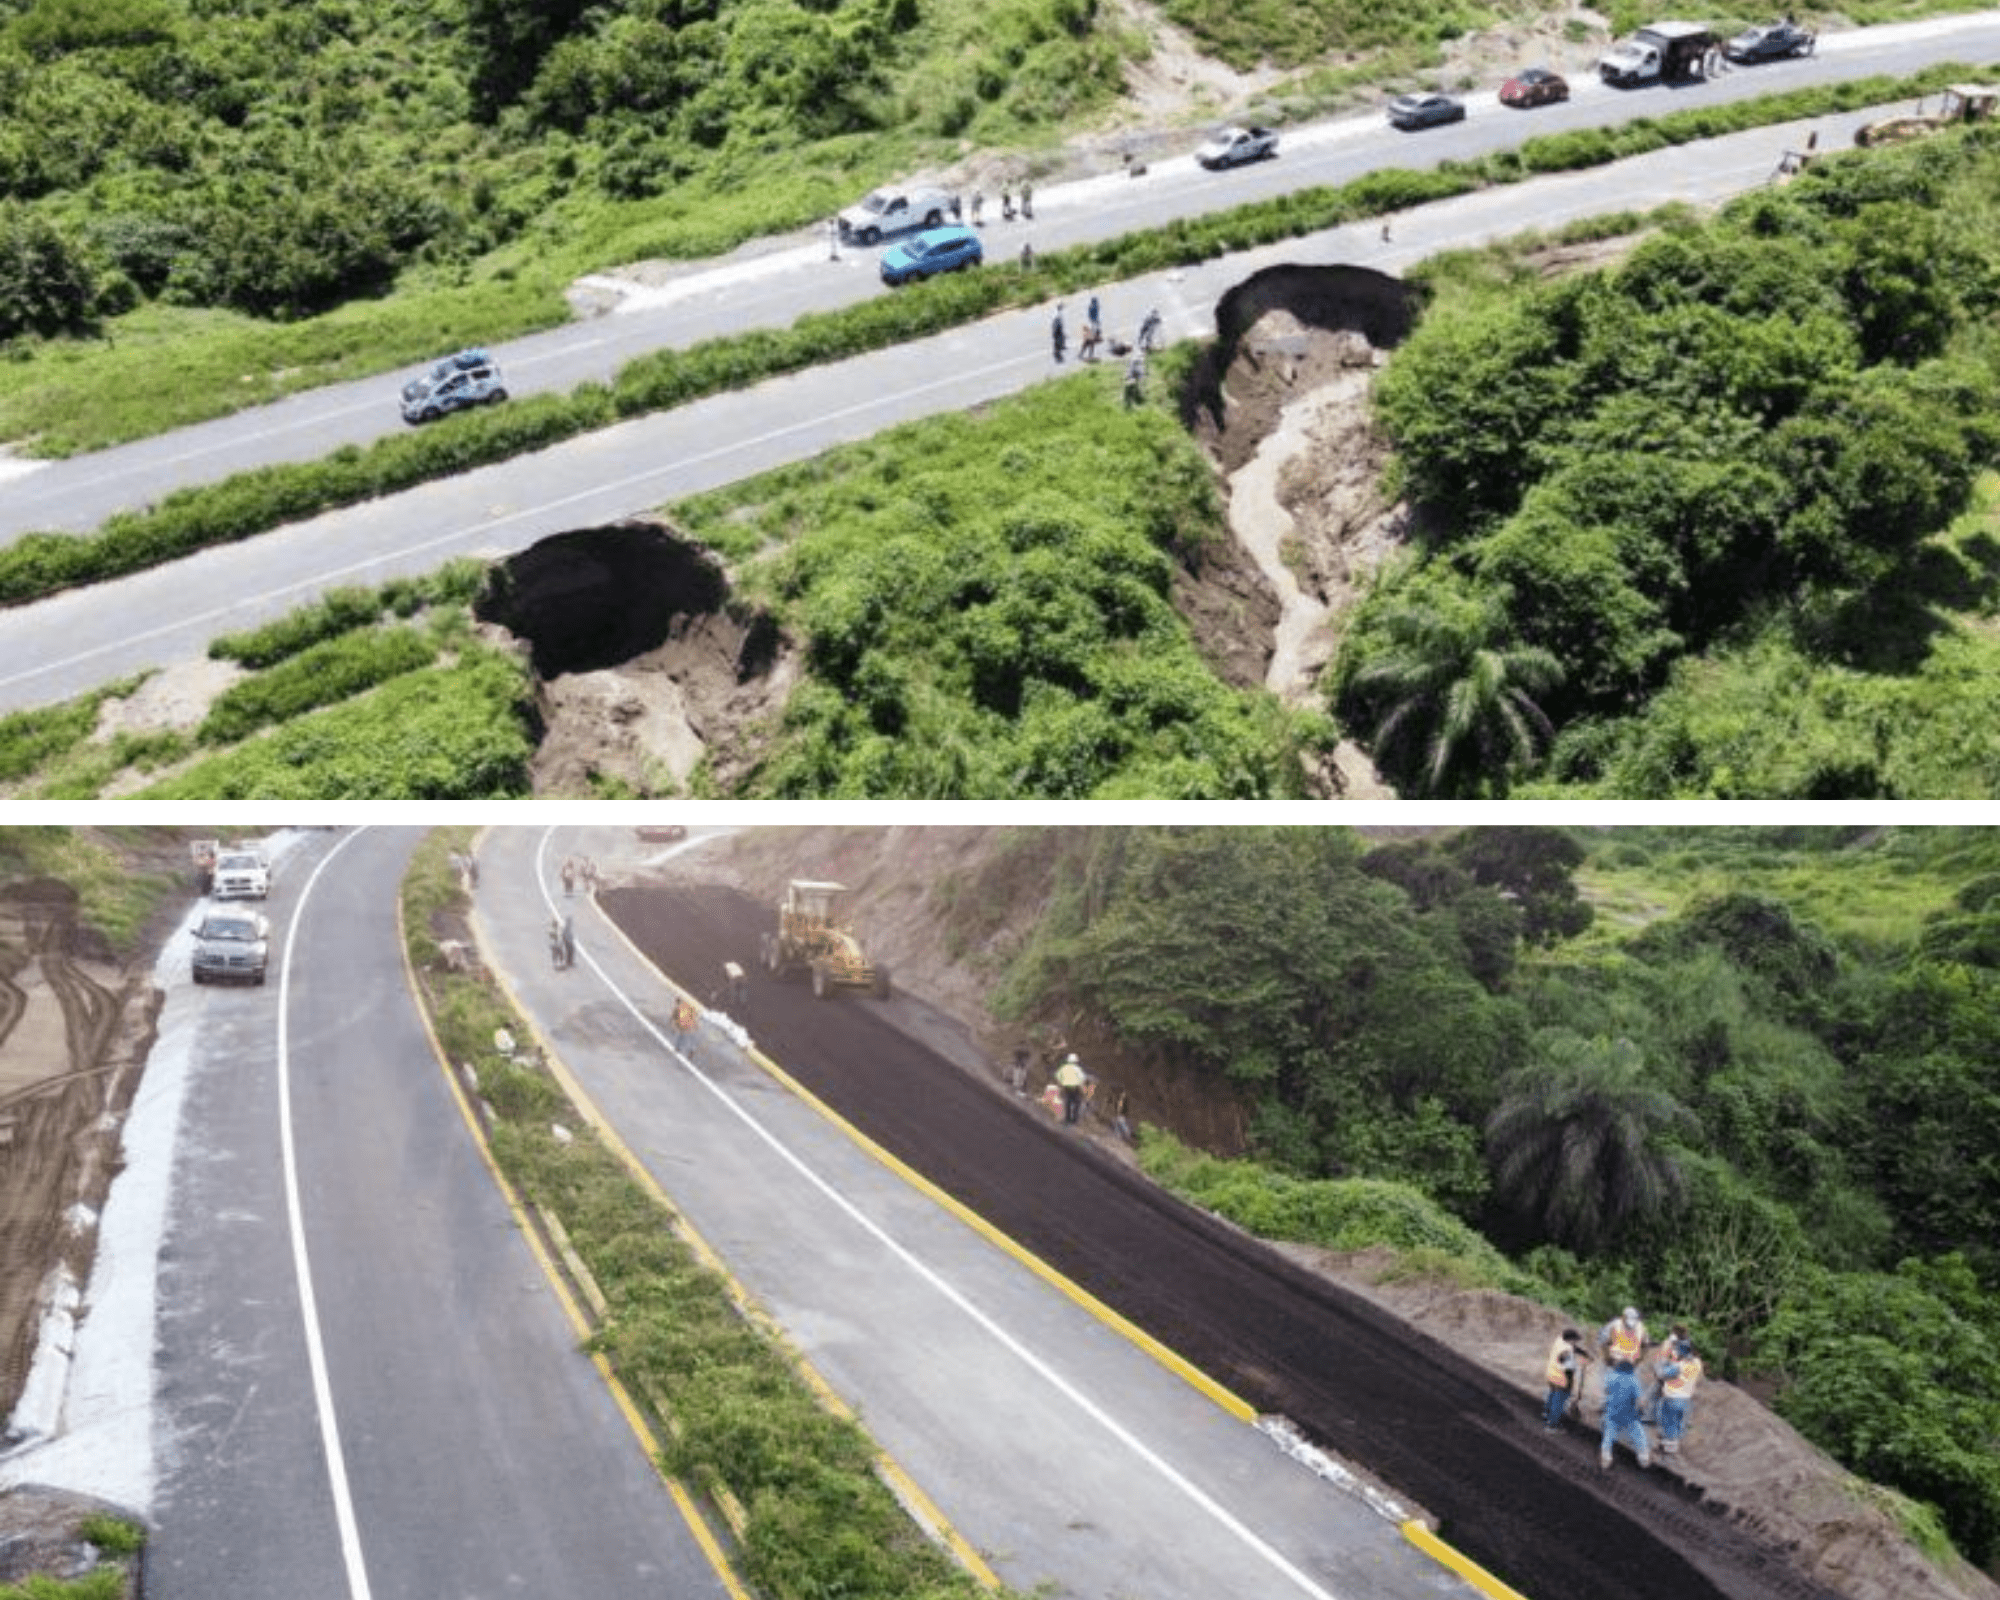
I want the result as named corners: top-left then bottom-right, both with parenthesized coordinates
top-left (192, 909), bottom-right (271, 985)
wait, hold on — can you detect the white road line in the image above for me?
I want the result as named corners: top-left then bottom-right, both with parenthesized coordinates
top-left (531, 830), bottom-right (1353, 1600)
top-left (278, 833), bottom-right (374, 1600)
top-left (0, 351), bottom-right (1045, 696)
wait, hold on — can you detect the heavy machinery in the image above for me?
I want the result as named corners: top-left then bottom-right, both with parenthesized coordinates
top-left (1856, 84), bottom-right (1998, 147)
top-left (760, 880), bottom-right (890, 1000)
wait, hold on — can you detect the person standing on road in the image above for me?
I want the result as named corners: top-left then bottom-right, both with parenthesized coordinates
top-left (560, 914), bottom-right (576, 970)
top-left (1641, 1322), bottom-right (1686, 1422)
top-left (548, 916), bottom-right (567, 970)
top-left (1598, 1305), bottom-right (1646, 1415)
top-left (1544, 1328), bottom-right (1592, 1430)
top-left (1021, 179), bottom-right (1034, 219)
top-left (1656, 1338), bottom-right (1703, 1456)
top-left (971, 190), bottom-right (985, 226)
top-left (1600, 1359), bottom-right (1652, 1471)
top-left (1137, 306), bottom-right (1162, 352)
top-left (561, 857), bottom-right (576, 896)
top-left (1051, 303), bottom-right (1066, 363)
top-left (826, 217), bottom-right (841, 260)
top-left (1055, 1052), bottom-right (1088, 1124)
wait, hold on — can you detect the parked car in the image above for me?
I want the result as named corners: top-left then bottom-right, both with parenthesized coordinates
top-left (401, 348), bottom-right (507, 424)
top-left (879, 226), bottom-right (983, 286)
top-left (192, 908), bottom-right (270, 986)
top-left (210, 847), bottom-right (270, 900)
top-left (837, 186), bottom-right (955, 246)
top-left (1724, 19), bottom-right (1814, 62)
top-left (1387, 91), bottom-right (1467, 130)
top-left (1499, 66), bottom-right (1570, 107)
top-left (1195, 125), bottom-right (1279, 169)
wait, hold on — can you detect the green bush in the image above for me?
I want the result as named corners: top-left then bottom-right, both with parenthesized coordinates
top-left (140, 648), bottom-right (534, 798)
top-left (197, 626), bottom-right (437, 744)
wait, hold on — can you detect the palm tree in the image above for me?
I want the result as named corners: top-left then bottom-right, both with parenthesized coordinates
top-left (1484, 1036), bottom-right (1697, 1254)
top-left (1349, 596), bottom-right (1563, 797)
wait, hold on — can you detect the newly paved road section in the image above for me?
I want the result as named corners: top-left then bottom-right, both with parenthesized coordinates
top-left (146, 829), bottom-right (733, 1600)
top-left (536, 824), bottom-right (1849, 1600)
top-left (474, 825), bottom-right (1479, 1600)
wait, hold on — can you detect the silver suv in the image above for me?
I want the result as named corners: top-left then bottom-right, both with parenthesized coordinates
top-left (401, 348), bottom-right (508, 424)
top-left (192, 909), bottom-right (271, 985)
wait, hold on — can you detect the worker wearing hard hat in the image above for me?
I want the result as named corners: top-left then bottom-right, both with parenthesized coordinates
top-left (1656, 1338), bottom-right (1704, 1456)
top-left (1054, 1053), bottom-right (1089, 1125)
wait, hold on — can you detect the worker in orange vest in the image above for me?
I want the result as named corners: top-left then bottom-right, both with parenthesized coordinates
top-left (1597, 1306), bottom-right (1646, 1415)
top-left (1656, 1338), bottom-right (1704, 1456)
top-left (1543, 1328), bottom-right (1593, 1430)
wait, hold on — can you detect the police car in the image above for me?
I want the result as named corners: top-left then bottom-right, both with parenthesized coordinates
top-left (400, 348), bottom-right (508, 424)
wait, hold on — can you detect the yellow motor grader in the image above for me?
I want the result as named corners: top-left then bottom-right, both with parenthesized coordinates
top-left (759, 880), bottom-right (890, 999)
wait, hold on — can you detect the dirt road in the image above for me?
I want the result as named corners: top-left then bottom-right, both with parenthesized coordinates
top-left (601, 879), bottom-right (1845, 1600)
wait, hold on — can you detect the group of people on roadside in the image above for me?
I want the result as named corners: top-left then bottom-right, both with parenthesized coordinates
top-left (1543, 1305), bottom-right (1704, 1472)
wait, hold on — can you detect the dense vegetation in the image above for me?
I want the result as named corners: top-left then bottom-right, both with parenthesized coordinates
top-left (674, 366), bottom-right (1323, 796)
top-left (0, 564), bottom-right (532, 798)
top-left (972, 826), bottom-right (2000, 1566)
top-left (1335, 128), bottom-right (2000, 796)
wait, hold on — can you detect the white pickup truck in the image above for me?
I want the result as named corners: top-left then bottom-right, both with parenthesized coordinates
top-left (1599, 20), bottom-right (1714, 86)
top-left (210, 846), bottom-right (271, 901)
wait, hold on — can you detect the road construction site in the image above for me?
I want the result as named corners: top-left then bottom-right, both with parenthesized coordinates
top-left (477, 827), bottom-right (1848, 1600)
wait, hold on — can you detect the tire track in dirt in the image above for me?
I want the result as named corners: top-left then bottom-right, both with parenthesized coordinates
top-left (602, 879), bottom-right (1846, 1600)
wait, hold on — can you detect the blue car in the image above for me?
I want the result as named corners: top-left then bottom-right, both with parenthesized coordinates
top-left (879, 226), bottom-right (983, 287)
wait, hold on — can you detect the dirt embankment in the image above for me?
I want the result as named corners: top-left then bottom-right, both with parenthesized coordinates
top-left (0, 879), bottom-right (162, 1432)
top-left (0, 852), bottom-right (172, 1595)
top-left (628, 825), bottom-right (2000, 1600)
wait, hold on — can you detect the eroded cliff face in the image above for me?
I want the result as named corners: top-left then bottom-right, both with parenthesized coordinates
top-left (0, 876), bottom-right (163, 1433)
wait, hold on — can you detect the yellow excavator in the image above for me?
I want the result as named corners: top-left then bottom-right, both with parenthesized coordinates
top-left (759, 880), bottom-right (890, 1000)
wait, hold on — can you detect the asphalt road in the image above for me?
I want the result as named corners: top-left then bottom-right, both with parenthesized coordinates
top-left (475, 824), bottom-right (1481, 1600)
top-left (0, 19), bottom-right (1995, 712)
top-left (3, 14), bottom-right (1994, 544)
top-left (580, 845), bottom-right (1852, 1600)
top-left (144, 829), bottom-right (733, 1600)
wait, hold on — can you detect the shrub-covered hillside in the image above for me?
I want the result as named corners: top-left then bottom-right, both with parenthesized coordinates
top-left (957, 825), bottom-right (2000, 1565)
top-left (1333, 128), bottom-right (2000, 797)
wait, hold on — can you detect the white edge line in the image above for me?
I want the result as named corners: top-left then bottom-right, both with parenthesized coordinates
top-left (531, 828), bottom-right (1351, 1600)
top-left (279, 829), bottom-right (374, 1600)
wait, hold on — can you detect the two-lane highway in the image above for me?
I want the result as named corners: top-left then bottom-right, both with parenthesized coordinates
top-left (2, 13), bottom-right (1994, 544)
top-left (134, 829), bottom-right (734, 1600)
top-left (473, 824), bottom-right (1485, 1600)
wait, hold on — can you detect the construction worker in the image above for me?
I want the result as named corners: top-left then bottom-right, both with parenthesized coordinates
top-left (1641, 1322), bottom-right (1687, 1422)
top-left (1054, 1053), bottom-right (1088, 1125)
top-left (1543, 1328), bottom-right (1592, 1430)
top-left (1656, 1338), bottom-right (1703, 1456)
top-left (1600, 1359), bottom-right (1652, 1472)
top-left (1597, 1305), bottom-right (1646, 1416)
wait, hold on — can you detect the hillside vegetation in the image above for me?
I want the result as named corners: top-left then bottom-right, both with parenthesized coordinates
top-left (925, 825), bottom-right (2000, 1569)
top-left (1336, 128), bottom-right (2000, 797)
top-left (0, 0), bottom-right (1981, 451)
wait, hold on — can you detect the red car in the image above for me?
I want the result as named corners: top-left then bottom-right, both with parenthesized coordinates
top-left (1500, 66), bottom-right (1569, 107)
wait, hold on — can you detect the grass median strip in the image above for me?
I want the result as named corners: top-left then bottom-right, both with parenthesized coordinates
top-left (0, 66), bottom-right (1972, 613)
top-left (400, 830), bottom-right (1009, 1600)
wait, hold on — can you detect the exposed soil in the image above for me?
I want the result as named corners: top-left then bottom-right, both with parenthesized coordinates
top-left (0, 855), bottom-right (172, 1596)
top-left (591, 828), bottom-right (2000, 1600)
